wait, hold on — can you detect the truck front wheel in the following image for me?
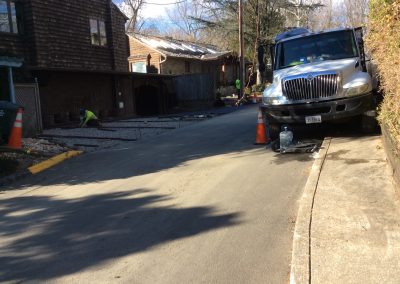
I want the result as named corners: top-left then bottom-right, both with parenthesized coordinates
top-left (268, 122), bottom-right (281, 140)
top-left (361, 110), bottom-right (378, 134)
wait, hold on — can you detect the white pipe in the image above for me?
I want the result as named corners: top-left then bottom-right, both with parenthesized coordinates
top-left (159, 55), bottom-right (167, 74)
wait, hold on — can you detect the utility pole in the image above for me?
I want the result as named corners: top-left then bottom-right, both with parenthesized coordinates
top-left (238, 0), bottom-right (245, 98)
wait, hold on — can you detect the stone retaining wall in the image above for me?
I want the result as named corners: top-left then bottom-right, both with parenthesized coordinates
top-left (382, 124), bottom-right (400, 189)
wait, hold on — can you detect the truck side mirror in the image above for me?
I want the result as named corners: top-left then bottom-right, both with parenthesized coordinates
top-left (269, 44), bottom-right (276, 70)
top-left (354, 27), bottom-right (367, 72)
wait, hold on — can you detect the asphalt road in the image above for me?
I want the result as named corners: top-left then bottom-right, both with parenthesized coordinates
top-left (0, 105), bottom-right (314, 283)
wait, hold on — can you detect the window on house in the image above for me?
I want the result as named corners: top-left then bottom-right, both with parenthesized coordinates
top-left (0, 0), bottom-right (18, 34)
top-left (99, 21), bottom-right (107, 46)
top-left (131, 62), bottom-right (147, 73)
top-left (90, 19), bottom-right (107, 46)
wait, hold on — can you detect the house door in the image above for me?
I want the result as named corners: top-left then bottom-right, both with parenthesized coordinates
top-left (135, 85), bottom-right (160, 116)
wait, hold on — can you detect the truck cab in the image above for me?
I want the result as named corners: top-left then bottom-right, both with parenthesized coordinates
top-left (261, 27), bottom-right (376, 138)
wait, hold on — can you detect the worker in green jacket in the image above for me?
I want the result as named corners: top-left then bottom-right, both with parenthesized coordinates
top-left (79, 108), bottom-right (100, 127)
top-left (235, 78), bottom-right (241, 98)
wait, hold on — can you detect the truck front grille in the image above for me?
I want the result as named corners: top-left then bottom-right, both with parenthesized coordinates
top-left (283, 74), bottom-right (339, 101)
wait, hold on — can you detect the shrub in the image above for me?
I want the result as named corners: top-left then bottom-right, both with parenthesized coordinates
top-left (366, 0), bottom-right (400, 149)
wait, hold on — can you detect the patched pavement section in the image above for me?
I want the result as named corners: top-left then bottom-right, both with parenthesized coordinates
top-left (39, 107), bottom-right (242, 152)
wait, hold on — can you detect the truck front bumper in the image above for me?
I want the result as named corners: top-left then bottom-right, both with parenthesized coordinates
top-left (261, 93), bottom-right (373, 124)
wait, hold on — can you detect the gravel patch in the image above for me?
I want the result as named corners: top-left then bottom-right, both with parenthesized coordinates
top-left (23, 138), bottom-right (67, 156)
top-left (39, 107), bottom-right (246, 152)
top-left (41, 115), bottom-right (205, 152)
top-left (43, 128), bottom-right (140, 139)
top-left (0, 138), bottom-right (70, 177)
top-left (0, 107), bottom-right (243, 178)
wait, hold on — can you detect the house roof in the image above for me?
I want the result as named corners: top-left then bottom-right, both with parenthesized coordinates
top-left (129, 34), bottom-right (231, 61)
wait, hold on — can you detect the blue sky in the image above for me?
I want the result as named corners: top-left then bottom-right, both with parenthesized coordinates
top-left (113, 0), bottom-right (171, 18)
top-left (112, 0), bottom-right (182, 33)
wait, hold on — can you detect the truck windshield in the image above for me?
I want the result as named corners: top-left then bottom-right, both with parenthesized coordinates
top-left (275, 30), bottom-right (358, 70)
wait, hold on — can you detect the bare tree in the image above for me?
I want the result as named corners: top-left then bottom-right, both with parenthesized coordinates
top-left (166, 0), bottom-right (206, 41)
top-left (118, 0), bottom-right (146, 32)
top-left (139, 20), bottom-right (163, 36)
top-left (308, 0), bottom-right (368, 31)
top-left (283, 0), bottom-right (324, 28)
top-left (342, 0), bottom-right (369, 27)
top-left (309, 0), bottom-right (338, 30)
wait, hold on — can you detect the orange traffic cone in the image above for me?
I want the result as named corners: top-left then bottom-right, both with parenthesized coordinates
top-left (255, 108), bottom-right (269, 145)
top-left (8, 108), bottom-right (23, 149)
top-left (252, 93), bottom-right (257, 104)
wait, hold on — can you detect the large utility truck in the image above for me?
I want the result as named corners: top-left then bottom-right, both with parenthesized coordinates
top-left (261, 27), bottom-right (378, 138)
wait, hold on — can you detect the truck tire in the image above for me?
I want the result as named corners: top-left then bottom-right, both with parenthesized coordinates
top-left (361, 111), bottom-right (378, 134)
top-left (268, 123), bottom-right (281, 140)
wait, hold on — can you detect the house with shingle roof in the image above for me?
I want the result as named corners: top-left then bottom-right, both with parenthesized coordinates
top-left (0, 0), bottom-right (131, 129)
top-left (127, 33), bottom-right (238, 86)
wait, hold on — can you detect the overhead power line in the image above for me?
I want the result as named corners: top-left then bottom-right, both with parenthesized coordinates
top-left (144, 0), bottom-right (187, 5)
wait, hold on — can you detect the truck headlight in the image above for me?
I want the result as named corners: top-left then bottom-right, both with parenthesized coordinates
top-left (263, 95), bottom-right (287, 105)
top-left (343, 83), bottom-right (370, 97)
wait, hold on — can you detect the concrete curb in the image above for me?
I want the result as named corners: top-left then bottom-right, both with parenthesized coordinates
top-left (28, 150), bottom-right (82, 174)
top-left (381, 124), bottom-right (400, 189)
top-left (0, 150), bottom-right (82, 188)
top-left (290, 137), bottom-right (331, 284)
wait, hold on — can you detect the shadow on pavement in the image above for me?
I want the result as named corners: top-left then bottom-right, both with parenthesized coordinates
top-left (0, 105), bottom-right (380, 188)
top-left (1, 106), bottom-right (272, 190)
top-left (0, 189), bottom-right (241, 282)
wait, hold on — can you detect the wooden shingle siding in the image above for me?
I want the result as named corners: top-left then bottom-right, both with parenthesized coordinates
top-left (111, 4), bottom-right (128, 72)
top-left (30, 0), bottom-right (109, 70)
top-left (26, 0), bottom-right (127, 71)
top-left (0, 33), bottom-right (24, 58)
top-left (23, 0), bottom-right (38, 66)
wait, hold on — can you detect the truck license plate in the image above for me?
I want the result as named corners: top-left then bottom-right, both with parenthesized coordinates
top-left (305, 115), bottom-right (322, 124)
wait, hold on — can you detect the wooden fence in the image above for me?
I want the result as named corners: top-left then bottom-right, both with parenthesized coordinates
top-left (173, 74), bottom-right (215, 102)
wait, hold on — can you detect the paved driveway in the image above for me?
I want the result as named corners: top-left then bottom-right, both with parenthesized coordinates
top-left (0, 105), bottom-right (314, 283)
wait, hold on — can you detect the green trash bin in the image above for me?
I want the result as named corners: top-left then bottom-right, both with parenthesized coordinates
top-left (0, 101), bottom-right (20, 145)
